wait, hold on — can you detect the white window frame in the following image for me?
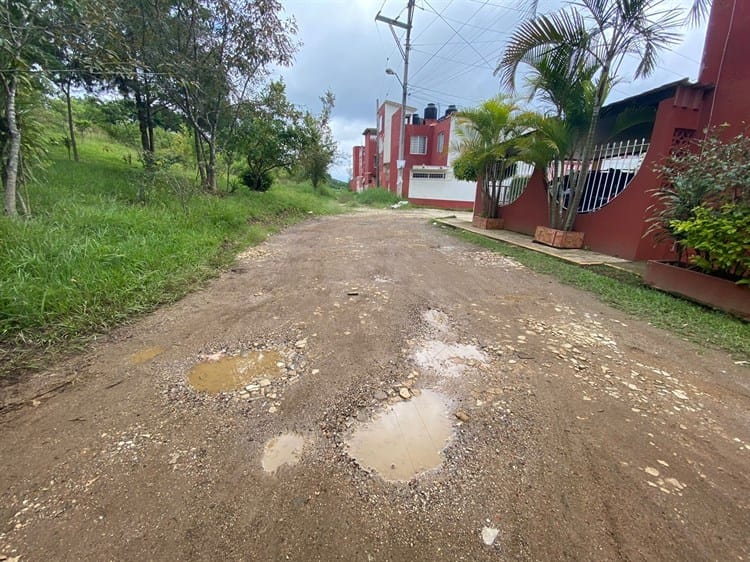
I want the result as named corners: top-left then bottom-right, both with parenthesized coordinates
top-left (437, 132), bottom-right (445, 154)
top-left (410, 135), bottom-right (427, 155)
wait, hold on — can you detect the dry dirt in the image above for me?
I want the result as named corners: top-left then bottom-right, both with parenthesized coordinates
top-left (1, 210), bottom-right (748, 561)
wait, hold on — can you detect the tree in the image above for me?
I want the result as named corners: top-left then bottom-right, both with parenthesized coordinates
top-left (155, 0), bottom-right (297, 191)
top-left (0, 0), bottom-right (66, 215)
top-left (231, 80), bottom-right (304, 192)
top-left (299, 91), bottom-right (337, 191)
top-left (452, 97), bottom-right (528, 219)
top-left (498, 0), bottom-right (683, 231)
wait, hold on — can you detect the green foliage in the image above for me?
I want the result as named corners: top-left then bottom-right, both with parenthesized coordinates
top-left (353, 187), bottom-right (402, 207)
top-left (670, 204), bottom-right (750, 283)
top-left (0, 138), bottom-right (341, 374)
top-left (648, 127), bottom-right (750, 262)
top-left (298, 91), bottom-right (337, 190)
top-left (452, 96), bottom-right (528, 218)
top-left (241, 169), bottom-right (273, 192)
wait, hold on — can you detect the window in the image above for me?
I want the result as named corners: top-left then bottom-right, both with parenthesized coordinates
top-left (410, 135), bottom-right (427, 155)
top-left (412, 171), bottom-right (446, 180)
top-left (437, 132), bottom-right (445, 154)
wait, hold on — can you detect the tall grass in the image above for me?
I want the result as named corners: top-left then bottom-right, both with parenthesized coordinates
top-left (0, 139), bottom-right (340, 375)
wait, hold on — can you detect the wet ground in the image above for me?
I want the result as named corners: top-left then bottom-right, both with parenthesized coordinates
top-left (1, 210), bottom-right (748, 561)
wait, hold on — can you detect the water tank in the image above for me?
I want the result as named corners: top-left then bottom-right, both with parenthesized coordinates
top-left (445, 104), bottom-right (457, 117)
top-left (424, 103), bottom-right (438, 121)
top-left (412, 113), bottom-right (422, 125)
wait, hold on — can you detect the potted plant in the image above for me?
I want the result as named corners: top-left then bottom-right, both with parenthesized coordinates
top-left (644, 128), bottom-right (750, 318)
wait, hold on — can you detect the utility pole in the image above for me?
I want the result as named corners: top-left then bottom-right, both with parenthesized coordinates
top-left (376, 0), bottom-right (415, 198)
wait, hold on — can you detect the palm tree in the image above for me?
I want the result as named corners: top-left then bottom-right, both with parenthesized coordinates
top-left (498, 0), bottom-right (683, 231)
top-left (452, 97), bottom-right (528, 219)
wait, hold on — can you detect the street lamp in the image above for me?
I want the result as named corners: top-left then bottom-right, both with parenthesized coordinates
top-left (385, 67), bottom-right (408, 198)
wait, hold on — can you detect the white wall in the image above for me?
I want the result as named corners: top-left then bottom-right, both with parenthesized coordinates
top-left (408, 169), bottom-right (475, 202)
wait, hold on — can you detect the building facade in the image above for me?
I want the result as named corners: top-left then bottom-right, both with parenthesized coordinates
top-left (350, 100), bottom-right (476, 209)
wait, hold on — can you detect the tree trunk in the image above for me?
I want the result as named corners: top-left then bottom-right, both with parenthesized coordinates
top-left (3, 76), bottom-right (21, 216)
top-left (562, 69), bottom-right (609, 231)
top-left (206, 139), bottom-right (217, 192)
top-left (64, 80), bottom-right (79, 162)
top-left (134, 88), bottom-right (152, 157)
top-left (144, 79), bottom-right (155, 153)
top-left (193, 128), bottom-right (207, 187)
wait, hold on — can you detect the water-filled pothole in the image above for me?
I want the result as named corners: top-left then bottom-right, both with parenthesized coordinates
top-left (345, 389), bottom-right (453, 482)
top-left (188, 350), bottom-right (283, 393)
top-left (129, 346), bottom-right (165, 365)
top-left (412, 340), bottom-right (487, 377)
top-left (262, 433), bottom-right (305, 473)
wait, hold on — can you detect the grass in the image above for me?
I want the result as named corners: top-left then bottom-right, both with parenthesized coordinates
top-left (345, 187), bottom-right (403, 208)
top-left (0, 138), bottom-right (341, 376)
top-left (447, 228), bottom-right (750, 361)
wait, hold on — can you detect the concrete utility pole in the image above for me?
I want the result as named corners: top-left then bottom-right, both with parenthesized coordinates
top-left (376, 0), bottom-right (415, 198)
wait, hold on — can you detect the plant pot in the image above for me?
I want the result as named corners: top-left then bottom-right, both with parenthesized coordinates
top-left (534, 226), bottom-right (585, 249)
top-left (472, 216), bottom-right (504, 230)
top-left (644, 261), bottom-right (750, 320)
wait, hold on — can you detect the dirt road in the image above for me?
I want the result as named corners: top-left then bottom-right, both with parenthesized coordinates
top-left (1, 210), bottom-right (748, 561)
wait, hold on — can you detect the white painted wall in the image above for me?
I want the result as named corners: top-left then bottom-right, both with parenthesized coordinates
top-left (408, 167), bottom-right (475, 202)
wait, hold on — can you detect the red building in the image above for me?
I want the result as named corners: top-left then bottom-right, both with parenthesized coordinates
top-left (473, 0), bottom-right (750, 261)
top-left (350, 100), bottom-right (476, 209)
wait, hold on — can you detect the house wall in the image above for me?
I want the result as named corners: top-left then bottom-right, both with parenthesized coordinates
top-left (474, 0), bottom-right (750, 262)
top-left (698, 0), bottom-right (750, 135)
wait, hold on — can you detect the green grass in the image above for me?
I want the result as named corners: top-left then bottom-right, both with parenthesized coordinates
top-left (0, 139), bottom-right (341, 375)
top-left (348, 187), bottom-right (403, 208)
top-left (447, 228), bottom-right (750, 361)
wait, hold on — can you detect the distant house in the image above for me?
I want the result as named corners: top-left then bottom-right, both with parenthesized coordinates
top-left (350, 100), bottom-right (475, 209)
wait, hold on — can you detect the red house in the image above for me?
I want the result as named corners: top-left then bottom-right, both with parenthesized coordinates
top-left (472, 0), bottom-right (750, 261)
top-left (350, 100), bottom-right (476, 209)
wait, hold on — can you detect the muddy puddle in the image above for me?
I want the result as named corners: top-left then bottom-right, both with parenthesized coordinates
top-left (129, 346), bottom-right (165, 365)
top-left (188, 350), bottom-right (283, 393)
top-left (262, 433), bottom-right (305, 473)
top-left (412, 340), bottom-right (487, 377)
top-left (346, 389), bottom-right (453, 482)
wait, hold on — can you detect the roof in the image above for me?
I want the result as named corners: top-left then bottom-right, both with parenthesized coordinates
top-left (381, 100), bottom-right (418, 112)
top-left (601, 78), bottom-right (694, 115)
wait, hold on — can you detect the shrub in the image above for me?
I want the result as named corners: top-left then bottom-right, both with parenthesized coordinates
top-left (670, 204), bottom-right (750, 284)
top-left (241, 168), bottom-right (273, 192)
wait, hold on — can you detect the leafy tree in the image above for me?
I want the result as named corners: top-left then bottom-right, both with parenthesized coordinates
top-left (498, 0), bottom-right (683, 231)
top-left (155, 0), bottom-right (297, 191)
top-left (298, 91), bottom-right (337, 191)
top-left (230, 81), bottom-right (304, 192)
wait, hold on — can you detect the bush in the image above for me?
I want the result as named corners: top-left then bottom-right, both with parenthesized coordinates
top-left (354, 187), bottom-right (402, 207)
top-left (241, 169), bottom-right (273, 192)
top-left (670, 204), bottom-right (750, 284)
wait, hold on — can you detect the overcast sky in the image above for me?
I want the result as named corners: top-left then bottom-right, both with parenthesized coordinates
top-left (274, 0), bottom-right (708, 181)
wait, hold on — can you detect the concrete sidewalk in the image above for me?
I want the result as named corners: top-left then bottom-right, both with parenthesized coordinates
top-left (435, 216), bottom-right (647, 276)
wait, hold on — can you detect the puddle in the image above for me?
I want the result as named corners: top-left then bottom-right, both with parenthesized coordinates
top-left (129, 346), bottom-right (165, 365)
top-left (345, 389), bottom-right (453, 482)
top-left (188, 350), bottom-right (283, 393)
top-left (412, 340), bottom-right (487, 377)
top-left (262, 433), bottom-right (305, 473)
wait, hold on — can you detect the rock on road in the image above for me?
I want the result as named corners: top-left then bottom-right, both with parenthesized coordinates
top-left (1, 210), bottom-right (748, 561)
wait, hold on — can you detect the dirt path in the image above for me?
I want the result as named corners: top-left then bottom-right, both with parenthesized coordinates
top-left (1, 211), bottom-right (748, 561)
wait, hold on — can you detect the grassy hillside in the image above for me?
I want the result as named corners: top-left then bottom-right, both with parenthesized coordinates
top-left (0, 136), bottom-right (341, 375)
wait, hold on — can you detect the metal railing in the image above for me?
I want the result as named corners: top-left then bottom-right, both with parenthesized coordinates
top-left (551, 138), bottom-right (650, 214)
top-left (497, 161), bottom-right (534, 206)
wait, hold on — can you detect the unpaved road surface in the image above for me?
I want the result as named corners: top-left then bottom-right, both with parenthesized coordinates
top-left (1, 211), bottom-right (748, 561)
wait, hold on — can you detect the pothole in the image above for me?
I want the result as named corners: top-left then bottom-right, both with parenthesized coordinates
top-left (129, 346), bottom-right (165, 365)
top-left (261, 433), bottom-right (305, 473)
top-left (345, 389), bottom-right (453, 482)
top-left (187, 350), bottom-right (284, 393)
top-left (412, 340), bottom-right (487, 377)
